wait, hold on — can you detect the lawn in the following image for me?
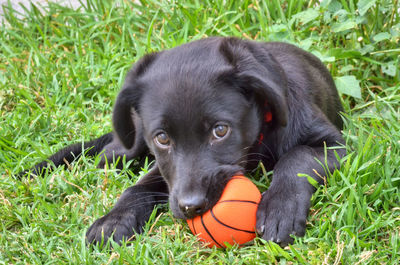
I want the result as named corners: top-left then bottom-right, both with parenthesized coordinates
top-left (0, 0), bottom-right (399, 264)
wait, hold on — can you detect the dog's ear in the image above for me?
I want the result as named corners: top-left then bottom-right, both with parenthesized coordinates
top-left (113, 53), bottom-right (158, 148)
top-left (219, 37), bottom-right (288, 127)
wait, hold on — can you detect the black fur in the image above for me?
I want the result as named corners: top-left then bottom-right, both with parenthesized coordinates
top-left (22, 37), bottom-right (345, 246)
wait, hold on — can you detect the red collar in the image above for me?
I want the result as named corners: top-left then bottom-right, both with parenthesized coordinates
top-left (257, 100), bottom-right (272, 145)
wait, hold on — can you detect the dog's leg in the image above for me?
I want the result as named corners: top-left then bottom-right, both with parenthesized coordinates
top-left (20, 130), bottom-right (149, 177)
top-left (86, 166), bottom-right (169, 245)
top-left (256, 130), bottom-right (345, 245)
top-left (19, 132), bottom-right (114, 177)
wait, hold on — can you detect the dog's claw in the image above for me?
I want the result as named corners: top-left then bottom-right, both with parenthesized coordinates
top-left (256, 225), bottom-right (265, 235)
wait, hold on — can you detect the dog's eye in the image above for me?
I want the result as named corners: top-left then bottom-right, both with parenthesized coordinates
top-left (154, 132), bottom-right (170, 148)
top-left (212, 124), bottom-right (230, 139)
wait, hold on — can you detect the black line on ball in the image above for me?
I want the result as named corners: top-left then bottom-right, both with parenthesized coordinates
top-left (191, 219), bottom-right (197, 235)
top-left (218, 199), bottom-right (258, 204)
top-left (210, 209), bottom-right (255, 234)
top-left (201, 215), bottom-right (223, 248)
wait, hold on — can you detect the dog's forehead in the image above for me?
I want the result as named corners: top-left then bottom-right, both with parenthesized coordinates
top-left (147, 80), bottom-right (238, 112)
top-left (140, 76), bottom-right (248, 134)
top-left (138, 45), bottom-right (240, 117)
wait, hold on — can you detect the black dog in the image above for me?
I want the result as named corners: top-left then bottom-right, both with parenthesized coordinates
top-left (24, 37), bottom-right (345, 246)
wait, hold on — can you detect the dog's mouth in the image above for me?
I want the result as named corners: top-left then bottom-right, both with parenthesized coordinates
top-left (171, 166), bottom-right (244, 220)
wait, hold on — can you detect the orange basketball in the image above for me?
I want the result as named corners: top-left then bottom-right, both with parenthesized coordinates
top-left (187, 175), bottom-right (261, 248)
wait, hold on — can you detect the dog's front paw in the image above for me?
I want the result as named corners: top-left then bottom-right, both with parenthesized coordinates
top-left (86, 207), bottom-right (148, 245)
top-left (255, 186), bottom-right (312, 246)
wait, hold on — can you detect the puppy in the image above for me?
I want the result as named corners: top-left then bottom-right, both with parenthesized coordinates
top-left (24, 37), bottom-right (345, 246)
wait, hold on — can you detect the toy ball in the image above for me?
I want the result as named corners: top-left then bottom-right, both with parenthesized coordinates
top-left (187, 175), bottom-right (261, 248)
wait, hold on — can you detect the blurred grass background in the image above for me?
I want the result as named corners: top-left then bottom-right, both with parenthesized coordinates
top-left (0, 0), bottom-right (399, 263)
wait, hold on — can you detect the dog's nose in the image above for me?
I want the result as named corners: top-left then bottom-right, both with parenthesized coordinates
top-left (178, 196), bottom-right (207, 218)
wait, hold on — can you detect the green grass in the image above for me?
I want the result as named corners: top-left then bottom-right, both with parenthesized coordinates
top-left (1, 0), bottom-right (399, 263)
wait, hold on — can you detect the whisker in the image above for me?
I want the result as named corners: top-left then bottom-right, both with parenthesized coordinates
top-left (132, 179), bottom-right (167, 185)
top-left (123, 199), bottom-right (169, 209)
top-left (122, 193), bottom-right (169, 202)
top-left (233, 151), bottom-right (269, 167)
top-left (126, 191), bottom-right (169, 196)
top-left (255, 141), bottom-right (277, 161)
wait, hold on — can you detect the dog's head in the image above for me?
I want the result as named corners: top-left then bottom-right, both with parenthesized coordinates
top-left (112, 37), bottom-right (288, 219)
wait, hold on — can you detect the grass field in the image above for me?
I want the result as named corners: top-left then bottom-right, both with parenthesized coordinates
top-left (0, 0), bottom-right (399, 264)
